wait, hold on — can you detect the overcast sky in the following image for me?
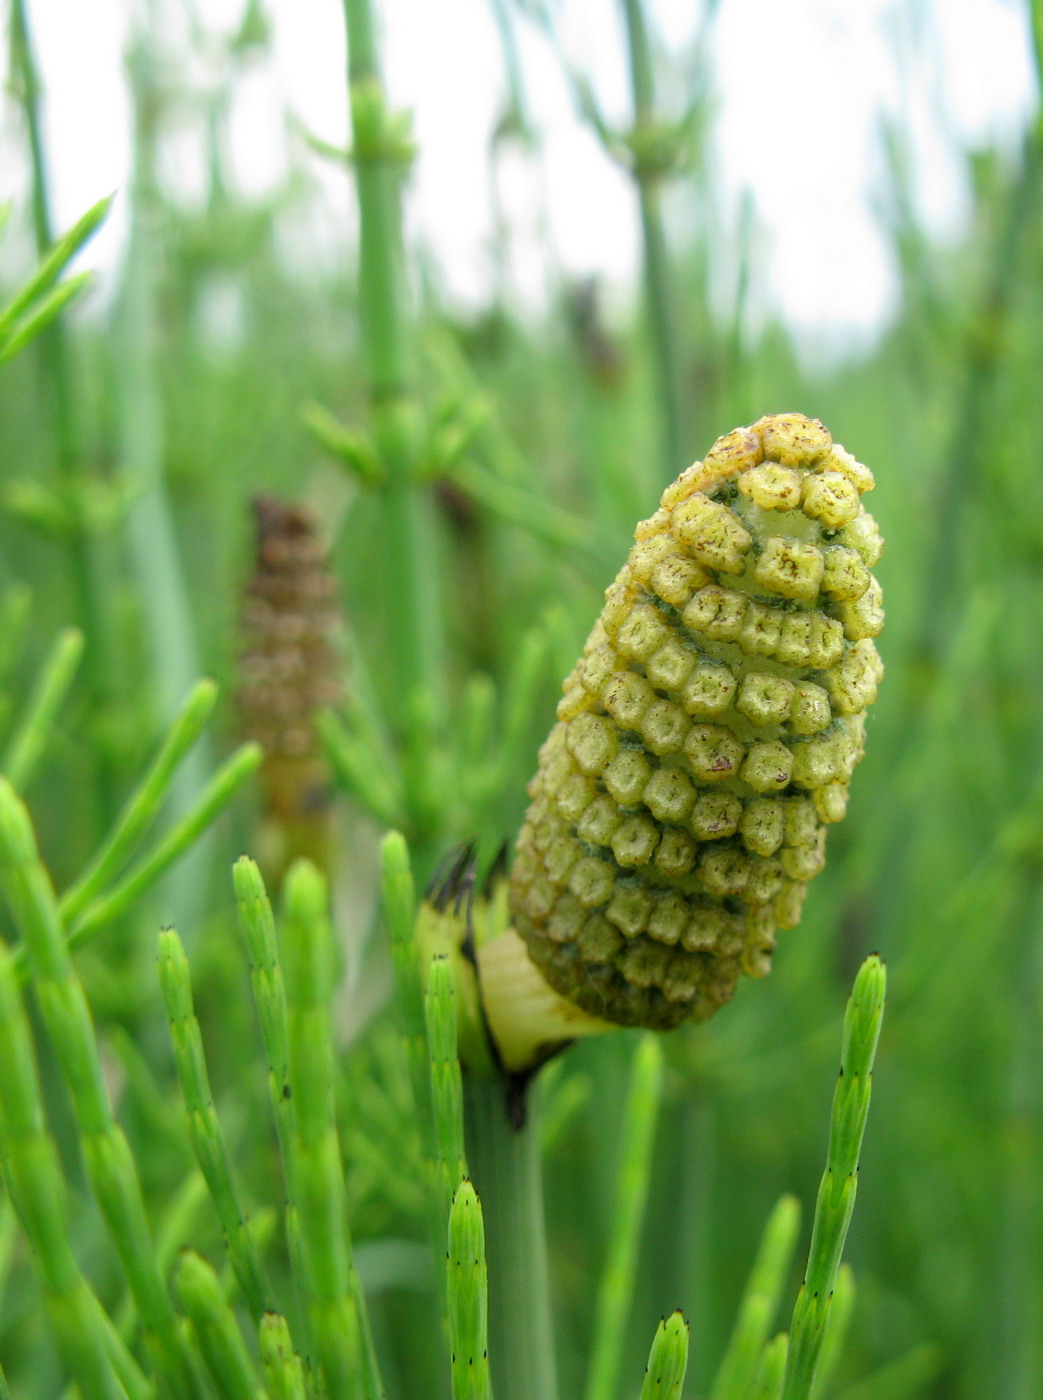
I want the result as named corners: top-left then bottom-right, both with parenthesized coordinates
top-left (3, 0), bottom-right (1038, 342)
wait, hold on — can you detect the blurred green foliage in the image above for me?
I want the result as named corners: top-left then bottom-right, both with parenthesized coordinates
top-left (1, 0), bottom-right (1042, 1396)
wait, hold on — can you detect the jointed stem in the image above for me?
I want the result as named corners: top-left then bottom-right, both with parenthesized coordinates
top-left (464, 1073), bottom-right (558, 1400)
top-left (620, 0), bottom-right (687, 478)
top-left (343, 0), bottom-right (443, 843)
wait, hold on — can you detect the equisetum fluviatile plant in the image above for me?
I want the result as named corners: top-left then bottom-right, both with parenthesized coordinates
top-left (473, 413), bottom-right (884, 1070)
top-left (0, 197), bottom-right (890, 1400)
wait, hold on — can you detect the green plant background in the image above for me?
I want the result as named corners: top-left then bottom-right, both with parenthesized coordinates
top-left (0, 1), bottom-right (1040, 1397)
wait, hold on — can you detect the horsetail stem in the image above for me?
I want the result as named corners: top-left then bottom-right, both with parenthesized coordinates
top-left (709, 1195), bottom-right (801, 1400)
top-left (808, 1264), bottom-right (855, 1400)
top-left (158, 927), bottom-right (271, 1318)
top-left (620, 0), bottom-right (687, 475)
top-left (280, 858), bottom-right (365, 1397)
top-left (426, 954), bottom-right (469, 1240)
top-left (583, 1034), bottom-right (664, 1400)
top-left (63, 742), bottom-right (262, 951)
top-left (0, 941), bottom-right (129, 1400)
top-left (1, 626), bottom-right (82, 791)
top-left (751, 1334), bottom-right (789, 1400)
top-left (232, 857), bottom-right (314, 1368)
top-left (781, 955), bottom-right (886, 1400)
top-left (640, 1312), bottom-right (689, 1400)
top-left (342, 0), bottom-right (443, 842)
top-left (173, 1250), bottom-right (268, 1400)
top-left (447, 1180), bottom-right (492, 1400)
top-left (0, 779), bottom-right (201, 1398)
top-left (7, 737), bottom-right (261, 987)
top-left (258, 1314), bottom-right (308, 1400)
top-left (61, 678), bottom-right (218, 923)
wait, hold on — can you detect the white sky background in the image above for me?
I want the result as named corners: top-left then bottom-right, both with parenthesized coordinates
top-left (3, 0), bottom-right (1039, 345)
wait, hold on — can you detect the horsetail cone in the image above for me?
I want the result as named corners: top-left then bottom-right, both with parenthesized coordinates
top-left (506, 414), bottom-right (883, 1033)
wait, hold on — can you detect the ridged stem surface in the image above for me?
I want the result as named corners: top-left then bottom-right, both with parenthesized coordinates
top-left (464, 1074), bottom-right (558, 1400)
top-left (0, 942), bottom-right (132, 1400)
top-left (621, 0), bottom-right (687, 476)
top-left (0, 780), bottom-right (200, 1398)
top-left (343, 0), bottom-right (441, 841)
top-left (9, 0), bottom-right (120, 816)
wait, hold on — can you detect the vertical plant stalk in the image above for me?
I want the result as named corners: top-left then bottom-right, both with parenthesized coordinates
top-left (379, 833), bottom-right (435, 1152)
top-left (426, 954), bottom-right (469, 1242)
top-left (448, 1180), bottom-right (493, 1400)
top-left (464, 1073), bottom-right (558, 1400)
top-left (640, 1312), bottom-right (689, 1400)
top-left (1, 627), bottom-right (83, 792)
top-left (174, 1250), bottom-right (268, 1400)
top-left (9, 0), bottom-right (121, 809)
top-left (233, 857), bottom-right (314, 1368)
top-left (59, 678), bottom-right (218, 923)
top-left (582, 1034), bottom-right (664, 1400)
top-left (342, 0), bottom-right (442, 838)
top-left (709, 1194), bottom-right (801, 1400)
top-left (0, 779), bottom-right (201, 1399)
top-left (259, 1313), bottom-right (309, 1400)
top-left (780, 955), bottom-right (886, 1400)
top-left (158, 927), bottom-right (272, 1318)
top-left (620, 0), bottom-right (687, 477)
top-left (751, 1335), bottom-right (788, 1400)
top-left (0, 941), bottom-right (133, 1400)
top-left (119, 15), bottom-right (212, 926)
top-left (807, 1263), bottom-right (854, 1400)
top-left (281, 858), bottom-right (388, 1399)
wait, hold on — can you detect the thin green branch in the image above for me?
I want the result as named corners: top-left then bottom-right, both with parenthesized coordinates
top-left (751, 1335), bottom-right (789, 1400)
top-left (280, 859), bottom-right (365, 1398)
top-left (379, 832), bottom-right (433, 1143)
top-left (709, 1195), bottom-right (801, 1400)
top-left (0, 780), bottom-right (200, 1398)
top-left (0, 193), bottom-right (112, 337)
top-left (174, 1251), bottom-right (269, 1400)
top-left (448, 1180), bottom-right (493, 1400)
top-left (61, 679), bottom-right (218, 922)
top-left (158, 927), bottom-right (272, 1319)
top-left (640, 1312), bottom-right (689, 1400)
top-left (426, 954), bottom-right (468, 1238)
top-left (1, 627), bottom-right (83, 791)
top-left (232, 858), bottom-right (313, 1370)
top-left (780, 956), bottom-right (887, 1400)
top-left (619, 0), bottom-right (687, 476)
top-left (63, 742), bottom-right (262, 952)
top-left (0, 940), bottom-right (134, 1400)
top-left (258, 1314), bottom-right (308, 1400)
top-left (808, 1264), bottom-right (854, 1400)
top-left (342, 0), bottom-right (442, 834)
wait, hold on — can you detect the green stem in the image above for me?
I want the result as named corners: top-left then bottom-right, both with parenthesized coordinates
top-left (780, 956), bottom-right (886, 1400)
top-left (464, 1073), bottom-right (558, 1400)
top-left (342, 0), bottom-right (442, 842)
top-left (119, 14), bottom-right (212, 926)
top-left (620, 0), bottom-right (687, 478)
top-left (915, 137), bottom-right (1039, 670)
top-left (583, 1035), bottom-right (663, 1400)
top-left (9, 0), bottom-right (122, 817)
top-left (158, 928), bottom-right (272, 1319)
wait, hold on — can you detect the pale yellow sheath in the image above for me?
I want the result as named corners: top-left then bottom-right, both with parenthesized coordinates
top-left (503, 413), bottom-right (883, 1036)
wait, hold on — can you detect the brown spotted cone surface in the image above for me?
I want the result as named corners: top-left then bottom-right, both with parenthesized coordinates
top-left (237, 496), bottom-right (341, 851)
top-left (508, 414), bottom-right (884, 1030)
